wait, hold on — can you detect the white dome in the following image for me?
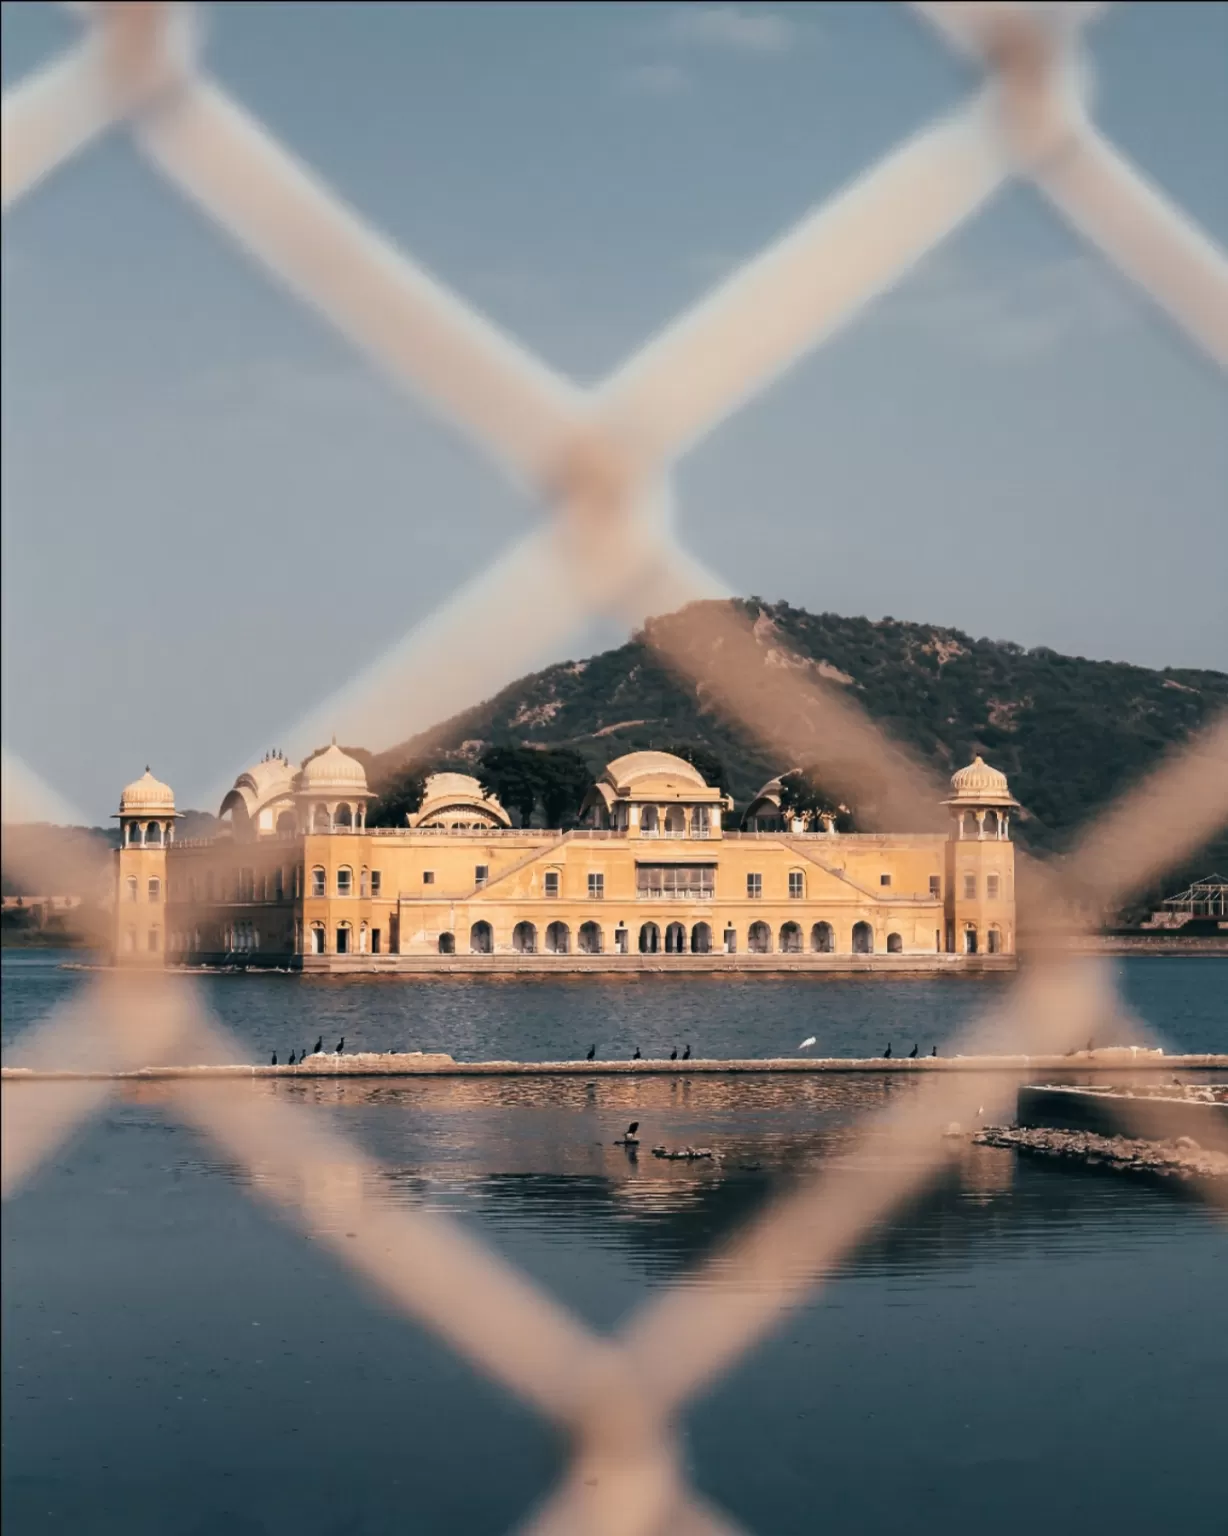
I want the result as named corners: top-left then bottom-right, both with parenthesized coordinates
top-left (118, 768), bottom-right (176, 815)
top-left (944, 755), bottom-right (1017, 806)
top-left (298, 742), bottom-right (369, 794)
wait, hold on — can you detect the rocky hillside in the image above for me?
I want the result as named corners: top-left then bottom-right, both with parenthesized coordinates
top-left (372, 599), bottom-right (1228, 872)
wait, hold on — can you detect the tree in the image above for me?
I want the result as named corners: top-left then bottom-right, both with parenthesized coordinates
top-left (665, 742), bottom-right (731, 794)
top-left (478, 746), bottom-right (541, 826)
top-left (538, 749), bottom-right (592, 829)
top-left (777, 768), bottom-right (855, 832)
top-left (367, 766), bottom-right (428, 828)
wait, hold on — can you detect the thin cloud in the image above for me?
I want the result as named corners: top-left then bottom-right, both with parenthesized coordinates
top-left (618, 62), bottom-right (692, 97)
top-left (667, 4), bottom-right (797, 55)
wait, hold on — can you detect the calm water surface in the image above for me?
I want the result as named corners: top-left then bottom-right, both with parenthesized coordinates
top-left (3, 954), bottom-right (1226, 1534)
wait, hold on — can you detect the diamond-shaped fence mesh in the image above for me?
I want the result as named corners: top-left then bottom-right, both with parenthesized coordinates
top-left (3, 5), bottom-right (1227, 1532)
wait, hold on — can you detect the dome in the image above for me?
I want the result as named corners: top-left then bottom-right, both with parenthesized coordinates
top-left (118, 767), bottom-right (176, 815)
top-left (409, 773), bottom-right (510, 829)
top-left (297, 741), bottom-right (369, 795)
top-left (602, 751), bottom-right (710, 794)
top-left (944, 755), bottom-right (1018, 807)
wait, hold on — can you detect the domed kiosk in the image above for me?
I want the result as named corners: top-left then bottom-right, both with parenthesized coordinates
top-left (113, 769), bottom-right (180, 964)
top-left (295, 741), bottom-right (372, 834)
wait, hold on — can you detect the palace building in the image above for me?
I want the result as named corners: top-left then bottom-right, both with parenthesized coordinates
top-left (112, 747), bottom-right (1018, 971)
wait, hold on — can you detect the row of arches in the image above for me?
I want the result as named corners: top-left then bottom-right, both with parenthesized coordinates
top-left (122, 820), bottom-right (175, 846)
top-left (433, 919), bottom-right (914, 956)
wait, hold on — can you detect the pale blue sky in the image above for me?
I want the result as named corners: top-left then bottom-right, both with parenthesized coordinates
top-left (3, 2), bottom-right (1226, 820)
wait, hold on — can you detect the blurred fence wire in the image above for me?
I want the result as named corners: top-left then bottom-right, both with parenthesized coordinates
top-left (3, 4), bottom-right (1228, 1532)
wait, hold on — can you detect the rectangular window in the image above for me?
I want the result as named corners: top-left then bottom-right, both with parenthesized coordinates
top-left (588, 872), bottom-right (605, 899)
top-left (987, 874), bottom-right (1000, 899)
top-left (147, 877), bottom-right (161, 902)
top-left (747, 872), bottom-right (762, 899)
top-left (371, 871), bottom-right (381, 897)
top-left (311, 868), bottom-right (326, 898)
top-left (126, 876), bottom-right (138, 902)
top-left (964, 873), bottom-right (977, 900)
top-left (880, 873), bottom-right (892, 888)
top-left (544, 871), bottom-right (560, 897)
top-left (637, 864), bottom-right (715, 899)
top-left (475, 864), bottom-right (489, 887)
top-left (788, 871), bottom-right (804, 899)
top-left (929, 875), bottom-right (941, 899)
top-left (371, 929), bottom-right (381, 954)
top-left (423, 870), bottom-right (435, 885)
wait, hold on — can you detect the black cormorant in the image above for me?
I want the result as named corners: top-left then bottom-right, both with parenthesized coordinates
top-left (884, 1043), bottom-right (893, 1059)
top-left (586, 1044), bottom-right (596, 1061)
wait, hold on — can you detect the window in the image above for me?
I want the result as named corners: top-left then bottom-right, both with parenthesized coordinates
top-left (693, 805), bottom-right (711, 837)
top-left (788, 871), bottom-right (805, 899)
top-left (640, 806), bottom-right (659, 836)
top-left (987, 873), bottom-right (1000, 899)
top-left (423, 870), bottom-right (435, 885)
top-left (337, 867), bottom-right (353, 896)
top-left (147, 877), bottom-right (161, 902)
top-left (475, 864), bottom-right (489, 887)
top-left (879, 873), bottom-right (892, 888)
top-left (664, 806), bottom-right (687, 836)
top-left (963, 873), bottom-right (977, 900)
top-left (929, 875), bottom-right (941, 899)
top-left (637, 864), bottom-right (714, 899)
top-left (747, 872), bottom-right (762, 899)
top-left (311, 867), bottom-right (326, 898)
top-left (544, 870), bottom-right (560, 898)
top-left (360, 868), bottom-right (369, 897)
top-left (588, 872), bottom-right (604, 899)
top-left (371, 871), bottom-right (382, 897)
top-left (126, 876), bottom-right (138, 902)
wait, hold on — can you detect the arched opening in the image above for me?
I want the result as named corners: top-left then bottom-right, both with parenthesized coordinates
top-left (641, 805), bottom-right (659, 836)
top-left (664, 805), bottom-right (686, 837)
top-left (545, 921), bottom-right (570, 955)
top-left (852, 921), bottom-right (874, 954)
top-left (335, 923), bottom-right (351, 955)
top-left (438, 931), bottom-right (455, 955)
top-left (987, 925), bottom-right (1002, 954)
top-left (512, 921), bottom-right (537, 954)
top-left (693, 805), bottom-right (710, 837)
top-left (811, 921), bottom-right (834, 953)
top-left (983, 809), bottom-right (999, 837)
top-left (962, 810), bottom-right (979, 839)
top-left (779, 921), bottom-right (802, 953)
top-left (470, 921), bottom-right (493, 954)
top-left (664, 921), bottom-right (687, 954)
top-left (126, 823), bottom-right (142, 847)
top-left (277, 810), bottom-right (297, 835)
top-left (887, 932), bottom-right (903, 954)
top-left (748, 921), bottom-right (771, 954)
top-left (964, 924), bottom-right (978, 955)
top-left (126, 876), bottom-right (138, 902)
top-left (691, 922), bottom-right (712, 954)
top-left (146, 822), bottom-right (163, 846)
top-left (313, 804), bottom-right (331, 833)
top-left (638, 922), bottom-right (660, 954)
top-left (578, 921), bottom-right (603, 954)
top-left (337, 866), bottom-right (353, 896)
top-left (335, 803), bottom-right (353, 829)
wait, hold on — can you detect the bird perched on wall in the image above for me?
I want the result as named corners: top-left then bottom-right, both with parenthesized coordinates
top-left (632, 1047), bottom-right (641, 1060)
top-left (335, 1037), bottom-right (345, 1054)
top-left (270, 1052), bottom-right (277, 1066)
top-left (682, 1044), bottom-right (691, 1060)
top-left (288, 1051), bottom-right (296, 1066)
top-left (586, 1044), bottom-right (596, 1061)
top-left (931, 1045), bottom-right (938, 1057)
top-left (883, 1043), bottom-right (893, 1058)
top-left (670, 1047), bottom-right (678, 1061)
top-left (313, 1036), bottom-right (323, 1056)
top-left (908, 1044), bottom-right (918, 1058)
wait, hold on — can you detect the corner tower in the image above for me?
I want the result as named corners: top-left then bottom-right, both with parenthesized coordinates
top-left (942, 756), bottom-right (1018, 956)
top-left (113, 768), bottom-right (179, 965)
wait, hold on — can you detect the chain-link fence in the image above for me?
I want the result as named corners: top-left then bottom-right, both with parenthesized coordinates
top-left (3, 5), bottom-right (1227, 1533)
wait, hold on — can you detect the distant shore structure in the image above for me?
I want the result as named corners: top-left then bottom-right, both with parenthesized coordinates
top-left (112, 749), bottom-right (1017, 972)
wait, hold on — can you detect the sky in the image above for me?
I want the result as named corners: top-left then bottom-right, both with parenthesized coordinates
top-left (2, 1), bottom-right (1226, 822)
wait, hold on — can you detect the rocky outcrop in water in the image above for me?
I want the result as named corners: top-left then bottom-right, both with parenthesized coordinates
top-left (975, 1125), bottom-right (1228, 1182)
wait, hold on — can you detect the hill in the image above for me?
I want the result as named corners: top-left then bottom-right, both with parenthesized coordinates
top-left (370, 599), bottom-right (1228, 904)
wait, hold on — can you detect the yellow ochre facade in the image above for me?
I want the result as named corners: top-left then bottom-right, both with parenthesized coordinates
top-left (113, 748), bottom-right (1018, 972)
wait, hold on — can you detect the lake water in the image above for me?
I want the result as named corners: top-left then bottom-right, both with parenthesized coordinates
top-left (3, 953), bottom-right (1227, 1535)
